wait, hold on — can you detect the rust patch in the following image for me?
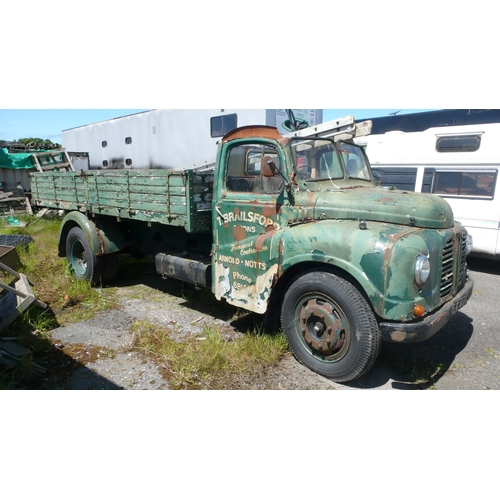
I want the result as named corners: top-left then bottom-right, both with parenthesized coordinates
top-left (262, 204), bottom-right (281, 217)
top-left (307, 190), bottom-right (316, 206)
top-left (377, 197), bottom-right (395, 203)
top-left (222, 126), bottom-right (282, 143)
top-left (271, 273), bottom-right (279, 288)
top-left (232, 225), bottom-right (246, 241)
top-left (96, 227), bottom-right (105, 255)
top-left (255, 227), bottom-right (276, 251)
top-left (390, 331), bottom-right (407, 342)
top-left (387, 231), bottom-right (408, 243)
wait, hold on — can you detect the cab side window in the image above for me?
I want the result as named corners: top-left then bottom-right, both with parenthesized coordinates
top-left (226, 143), bottom-right (283, 193)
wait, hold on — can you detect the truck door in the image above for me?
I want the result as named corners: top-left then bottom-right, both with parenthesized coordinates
top-left (213, 140), bottom-right (287, 314)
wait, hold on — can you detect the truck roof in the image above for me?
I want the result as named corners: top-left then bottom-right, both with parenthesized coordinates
top-left (222, 125), bottom-right (284, 143)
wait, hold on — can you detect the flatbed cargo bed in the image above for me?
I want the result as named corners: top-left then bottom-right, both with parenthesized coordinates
top-left (30, 168), bottom-right (214, 233)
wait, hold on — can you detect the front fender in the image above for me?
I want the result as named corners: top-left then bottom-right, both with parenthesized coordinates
top-left (281, 219), bottom-right (385, 301)
top-left (58, 212), bottom-right (125, 257)
top-left (280, 219), bottom-right (425, 321)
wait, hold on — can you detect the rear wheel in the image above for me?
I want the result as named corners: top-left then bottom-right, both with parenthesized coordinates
top-left (281, 271), bottom-right (381, 382)
top-left (66, 227), bottom-right (104, 286)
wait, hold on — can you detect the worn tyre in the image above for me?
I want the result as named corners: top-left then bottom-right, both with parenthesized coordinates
top-left (66, 227), bottom-right (104, 286)
top-left (281, 271), bottom-right (381, 382)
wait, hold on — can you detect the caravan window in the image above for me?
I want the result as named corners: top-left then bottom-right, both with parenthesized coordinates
top-left (211, 114), bottom-right (238, 138)
top-left (436, 134), bottom-right (481, 152)
top-left (371, 167), bottom-right (418, 191)
top-left (433, 170), bottom-right (496, 198)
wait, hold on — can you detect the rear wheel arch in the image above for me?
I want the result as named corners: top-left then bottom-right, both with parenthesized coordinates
top-left (58, 212), bottom-right (100, 257)
top-left (59, 212), bottom-right (123, 286)
top-left (58, 212), bottom-right (125, 257)
top-left (65, 226), bottom-right (120, 286)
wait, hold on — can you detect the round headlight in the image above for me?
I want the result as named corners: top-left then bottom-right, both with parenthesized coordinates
top-left (415, 254), bottom-right (430, 286)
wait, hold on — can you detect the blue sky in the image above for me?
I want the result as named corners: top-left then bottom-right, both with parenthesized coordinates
top-left (322, 109), bottom-right (434, 123)
top-left (0, 109), bottom-right (435, 145)
top-left (0, 109), bottom-right (149, 144)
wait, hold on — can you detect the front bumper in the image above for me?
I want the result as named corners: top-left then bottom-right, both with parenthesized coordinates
top-left (379, 277), bottom-right (474, 343)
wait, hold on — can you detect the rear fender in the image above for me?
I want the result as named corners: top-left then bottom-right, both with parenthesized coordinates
top-left (58, 212), bottom-right (125, 257)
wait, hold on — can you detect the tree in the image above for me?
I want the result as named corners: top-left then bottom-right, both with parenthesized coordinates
top-left (16, 138), bottom-right (61, 150)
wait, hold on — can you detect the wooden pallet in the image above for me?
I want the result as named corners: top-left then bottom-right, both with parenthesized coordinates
top-left (0, 261), bottom-right (46, 332)
top-left (31, 149), bottom-right (75, 173)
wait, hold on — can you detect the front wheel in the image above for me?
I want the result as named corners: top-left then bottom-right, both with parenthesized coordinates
top-left (281, 271), bottom-right (381, 382)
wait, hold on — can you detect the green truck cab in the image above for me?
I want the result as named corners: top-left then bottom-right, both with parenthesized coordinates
top-left (30, 118), bottom-right (473, 382)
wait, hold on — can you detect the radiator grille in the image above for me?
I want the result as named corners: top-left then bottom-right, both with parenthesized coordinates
top-left (457, 233), bottom-right (468, 288)
top-left (440, 238), bottom-right (454, 299)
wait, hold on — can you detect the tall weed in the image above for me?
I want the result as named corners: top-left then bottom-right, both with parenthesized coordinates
top-left (131, 320), bottom-right (288, 389)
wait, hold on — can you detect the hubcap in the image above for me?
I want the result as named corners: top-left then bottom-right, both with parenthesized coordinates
top-left (298, 296), bottom-right (350, 359)
top-left (71, 241), bottom-right (87, 276)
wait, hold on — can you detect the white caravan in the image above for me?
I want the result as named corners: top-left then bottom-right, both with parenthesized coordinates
top-left (358, 123), bottom-right (500, 259)
top-left (61, 109), bottom-right (322, 171)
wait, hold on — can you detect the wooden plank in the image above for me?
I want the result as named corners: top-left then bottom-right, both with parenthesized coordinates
top-left (130, 185), bottom-right (181, 195)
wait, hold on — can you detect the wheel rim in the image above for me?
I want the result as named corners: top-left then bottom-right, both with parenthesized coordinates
top-left (69, 239), bottom-right (88, 278)
top-left (295, 293), bottom-right (351, 362)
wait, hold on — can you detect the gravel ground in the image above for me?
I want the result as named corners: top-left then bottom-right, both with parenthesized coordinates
top-left (33, 257), bottom-right (499, 390)
top-left (37, 271), bottom-right (340, 390)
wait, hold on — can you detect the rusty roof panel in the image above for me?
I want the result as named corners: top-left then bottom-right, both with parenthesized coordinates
top-left (222, 126), bottom-right (283, 143)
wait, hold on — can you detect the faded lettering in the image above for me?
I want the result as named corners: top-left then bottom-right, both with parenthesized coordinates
top-left (244, 260), bottom-right (267, 271)
top-left (233, 271), bottom-right (252, 284)
top-left (216, 209), bottom-right (281, 231)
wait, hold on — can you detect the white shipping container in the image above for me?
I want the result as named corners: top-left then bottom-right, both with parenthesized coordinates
top-left (62, 109), bottom-right (322, 171)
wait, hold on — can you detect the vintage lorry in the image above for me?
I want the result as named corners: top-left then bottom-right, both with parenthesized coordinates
top-left (29, 116), bottom-right (474, 383)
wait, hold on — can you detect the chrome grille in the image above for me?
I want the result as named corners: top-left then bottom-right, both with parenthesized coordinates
top-left (457, 233), bottom-right (468, 288)
top-left (440, 238), bottom-right (454, 299)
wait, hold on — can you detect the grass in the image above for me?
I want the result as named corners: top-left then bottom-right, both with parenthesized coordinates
top-left (2, 216), bottom-right (117, 323)
top-left (131, 320), bottom-right (289, 389)
top-left (0, 215), bottom-right (118, 388)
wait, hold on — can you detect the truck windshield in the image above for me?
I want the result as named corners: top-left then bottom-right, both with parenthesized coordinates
top-left (291, 138), bottom-right (342, 181)
top-left (338, 142), bottom-right (372, 181)
top-left (290, 138), bottom-right (372, 182)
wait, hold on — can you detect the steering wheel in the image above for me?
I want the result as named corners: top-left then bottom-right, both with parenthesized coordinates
top-left (296, 164), bottom-right (311, 180)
